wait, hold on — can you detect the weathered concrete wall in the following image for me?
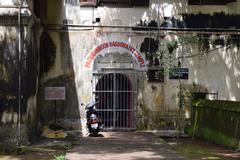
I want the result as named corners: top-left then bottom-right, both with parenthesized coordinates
top-left (42, 30), bottom-right (240, 130)
top-left (38, 0), bottom-right (240, 132)
top-left (0, 0), bottom-right (41, 144)
top-left (0, 26), bottom-right (34, 144)
top-left (36, 31), bottom-right (81, 130)
top-left (0, 26), bottom-right (25, 144)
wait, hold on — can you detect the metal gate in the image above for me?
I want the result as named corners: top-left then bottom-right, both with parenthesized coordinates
top-left (92, 71), bottom-right (137, 130)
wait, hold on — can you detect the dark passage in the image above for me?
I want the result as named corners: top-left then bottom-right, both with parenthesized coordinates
top-left (95, 73), bottom-right (135, 129)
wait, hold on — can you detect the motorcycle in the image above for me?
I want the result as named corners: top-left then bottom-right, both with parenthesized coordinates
top-left (85, 100), bottom-right (104, 135)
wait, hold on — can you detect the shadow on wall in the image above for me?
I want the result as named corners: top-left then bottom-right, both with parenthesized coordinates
top-left (186, 36), bottom-right (240, 101)
top-left (37, 1), bottom-right (81, 136)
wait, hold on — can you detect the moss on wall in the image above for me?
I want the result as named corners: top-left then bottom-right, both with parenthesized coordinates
top-left (138, 103), bottom-right (151, 130)
top-left (198, 127), bottom-right (238, 148)
top-left (138, 103), bottom-right (178, 130)
top-left (187, 125), bottom-right (238, 148)
top-left (190, 99), bottom-right (240, 149)
top-left (194, 99), bottom-right (240, 112)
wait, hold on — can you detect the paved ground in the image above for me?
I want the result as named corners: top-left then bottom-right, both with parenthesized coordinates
top-left (1, 131), bottom-right (238, 160)
top-left (65, 132), bottom-right (186, 160)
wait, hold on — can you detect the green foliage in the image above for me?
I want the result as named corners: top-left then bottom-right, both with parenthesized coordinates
top-left (171, 83), bottom-right (206, 110)
top-left (185, 125), bottom-right (194, 136)
top-left (63, 144), bottom-right (72, 151)
top-left (51, 144), bottom-right (72, 160)
top-left (174, 140), bottom-right (232, 160)
top-left (166, 40), bottom-right (178, 54)
top-left (53, 154), bottom-right (65, 160)
top-left (180, 36), bottom-right (198, 45)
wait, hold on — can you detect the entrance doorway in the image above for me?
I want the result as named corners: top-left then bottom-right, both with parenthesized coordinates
top-left (93, 72), bottom-right (136, 130)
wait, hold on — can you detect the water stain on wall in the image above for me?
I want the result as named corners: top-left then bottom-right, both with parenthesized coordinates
top-left (0, 29), bottom-right (19, 123)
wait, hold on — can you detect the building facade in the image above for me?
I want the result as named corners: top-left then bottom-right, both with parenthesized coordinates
top-left (0, 0), bottom-right (240, 144)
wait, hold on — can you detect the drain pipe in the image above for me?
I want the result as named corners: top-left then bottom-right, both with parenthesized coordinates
top-left (17, 0), bottom-right (22, 146)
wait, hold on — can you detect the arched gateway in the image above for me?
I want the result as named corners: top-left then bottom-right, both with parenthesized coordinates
top-left (95, 73), bottom-right (134, 129)
top-left (84, 41), bottom-right (146, 130)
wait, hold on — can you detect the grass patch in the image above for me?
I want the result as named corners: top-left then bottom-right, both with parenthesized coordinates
top-left (163, 137), bottom-right (239, 160)
top-left (174, 143), bottom-right (227, 160)
top-left (198, 127), bottom-right (238, 149)
top-left (53, 154), bottom-right (65, 160)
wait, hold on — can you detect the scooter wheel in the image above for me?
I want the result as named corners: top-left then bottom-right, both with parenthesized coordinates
top-left (91, 130), bottom-right (99, 136)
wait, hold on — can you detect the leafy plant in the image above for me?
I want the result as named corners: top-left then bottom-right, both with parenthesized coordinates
top-left (197, 34), bottom-right (210, 52)
top-left (226, 34), bottom-right (240, 48)
top-left (166, 40), bottom-right (178, 54)
top-left (53, 154), bottom-right (65, 160)
top-left (52, 144), bottom-right (72, 160)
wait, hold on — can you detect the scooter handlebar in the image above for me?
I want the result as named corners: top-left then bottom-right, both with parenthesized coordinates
top-left (85, 101), bottom-right (99, 110)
